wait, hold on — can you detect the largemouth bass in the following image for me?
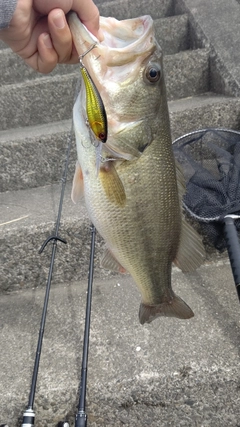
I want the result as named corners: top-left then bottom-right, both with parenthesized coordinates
top-left (68, 12), bottom-right (205, 324)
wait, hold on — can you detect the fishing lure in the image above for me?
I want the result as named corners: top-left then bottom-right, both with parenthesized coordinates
top-left (79, 44), bottom-right (108, 143)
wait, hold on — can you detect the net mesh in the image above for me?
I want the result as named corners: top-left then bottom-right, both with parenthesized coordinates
top-left (173, 128), bottom-right (240, 251)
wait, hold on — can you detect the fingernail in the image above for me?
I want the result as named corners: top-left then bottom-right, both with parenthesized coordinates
top-left (97, 29), bottom-right (104, 42)
top-left (43, 33), bottom-right (53, 49)
top-left (53, 12), bottom-right (65, 29)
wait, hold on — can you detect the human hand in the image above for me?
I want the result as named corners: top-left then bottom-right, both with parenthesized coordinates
top-left (0, 0), bottom-right (102, 73)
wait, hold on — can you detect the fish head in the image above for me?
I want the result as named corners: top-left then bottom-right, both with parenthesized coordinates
top-left (68, 12), bottom-right (170, 160)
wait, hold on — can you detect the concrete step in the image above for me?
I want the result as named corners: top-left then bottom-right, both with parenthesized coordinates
top-left (0, 14), bottom-right (189, 86)
top-left (1, 1), bottom-right (240, 426)
top-left (152, 14), bottom-right (190, 54)
top-left (165, 48), bottom-right (209, 100)
top-left (0, 263), bottom-right (239, 426)
top-left (0, 183), bottom-right (95, 294)
top-left (0, 73), bottom-right (78, 130)
top-left (175, 0), bottom-right (240, 97)
top-left (0, 48), bottom-right (77, 86)
top-left (0, 120), bottom-right (75, 192)
top-left (97, 0), bottom-right (174, 20)
top-left (0, 181), bottom-right (106, 291)
top-left (169, 93), bottom-right (240, 140)
top-left (2, 94), bottom-right (238, 293)
top-left (0, 48), bottom-right (210, 131)
top-left (1, 93), bottom-right (239, 193)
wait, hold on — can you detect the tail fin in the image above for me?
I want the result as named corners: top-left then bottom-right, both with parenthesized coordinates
top-left (139, 294), bottom-right (194, 325)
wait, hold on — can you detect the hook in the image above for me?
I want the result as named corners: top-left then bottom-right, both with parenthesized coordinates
top-left (79, 43), bottom-right (97, 70)
top-left (39, 236), bottom-right (67, 254)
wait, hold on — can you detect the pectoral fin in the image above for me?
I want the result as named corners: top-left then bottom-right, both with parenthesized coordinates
top-left (101, 248), bottom-right (127, 273)
top-left (71, 161), bottom-right (84, 203)
top-left (99, 162), bottom-right (126, 207)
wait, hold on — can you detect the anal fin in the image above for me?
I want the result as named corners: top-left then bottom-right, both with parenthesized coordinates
top-left (101, 248), bottom-right (127, 273)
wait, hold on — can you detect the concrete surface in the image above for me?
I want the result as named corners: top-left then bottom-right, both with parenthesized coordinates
top-left (0, 181), bottom-right (229, 292)
top-left (97, 0), bottom-right (174, 20)
top-left (0, 74), bottom-right (78, 130)
top-left (0, 262), bottom-right (239, 426)
top-left (0, 14), bottom-right (189, 86)
top-left (0, 121), bottom-right (75, 192)
top-left (1, 92), bottom-right (240, 193)
top-left (1, 0), bottom-right (240, 425)
top-left (0, 41), bottom-right (209, 131)
top-left (165, 49), bottom-right (210, 101)
top-left (175, 0), bottom-right (240, 97)
top-left (169, 95), bottom-right (240, 140)
top-left (0, 184), bottom-right (104, 293)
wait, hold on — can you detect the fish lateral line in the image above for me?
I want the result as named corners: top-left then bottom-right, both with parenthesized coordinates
top-left (79, 44), bottom-right (108, 143)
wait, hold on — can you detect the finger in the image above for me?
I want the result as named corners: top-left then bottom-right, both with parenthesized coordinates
top-left (34, 0), bottom-right (103, 41)
top-left (48, 9), bottom-right (78, 64)
top-left (25, 32), bottom-right (58, 73)
top-left (81, 11), bottom-right (104, 42)
top-left (72, 0), bottom-right (103, 40)
top-left (33, 0), bottom-right (73, 15)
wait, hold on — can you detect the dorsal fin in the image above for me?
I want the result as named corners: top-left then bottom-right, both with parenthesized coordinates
top-left (175, 159), bottom-right (206, 272)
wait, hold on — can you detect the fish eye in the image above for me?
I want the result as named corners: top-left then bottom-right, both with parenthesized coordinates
top-left (144, 63), bottom-right (161, 83)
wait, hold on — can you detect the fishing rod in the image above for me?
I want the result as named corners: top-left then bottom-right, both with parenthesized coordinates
top-left (75, 224), bottom-right (96, 427)
top-left (21, 115), bottom-right (97, 426)
top-left (20, 121), bottom-right (74, 427)
top-left (73, 45), bottom-right (107, 427)
top-left (15, 48), bottom-right (100, 425)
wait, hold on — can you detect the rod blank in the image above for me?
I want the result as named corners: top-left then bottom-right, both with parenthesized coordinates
top-left (223, 215), bottom-right (240, 300)
top-left (75, 225), bottom-right (96, 427)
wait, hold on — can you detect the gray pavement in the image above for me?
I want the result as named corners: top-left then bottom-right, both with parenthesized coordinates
top-left (176, 0), bottom-right (240, 96)
top-left (0, 261), bottom-right (239, 426)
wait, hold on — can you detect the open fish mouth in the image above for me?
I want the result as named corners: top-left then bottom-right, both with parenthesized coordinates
top-left (68, 13), bottom-right (156, 66)
top-left (68, 12), bottom-right (160, 159)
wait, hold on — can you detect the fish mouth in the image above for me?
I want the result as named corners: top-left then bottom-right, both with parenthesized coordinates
top-left (67, 12), bottom-right (155, 66)
top-left (68, 12), bottom-right (159, 158)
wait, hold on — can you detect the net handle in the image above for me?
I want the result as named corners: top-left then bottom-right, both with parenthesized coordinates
top-left (223, 216), bottom-right (240, 301)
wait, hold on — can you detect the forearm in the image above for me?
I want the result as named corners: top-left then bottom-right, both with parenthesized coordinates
top-left (0, 0), bottom-right (18, 29)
